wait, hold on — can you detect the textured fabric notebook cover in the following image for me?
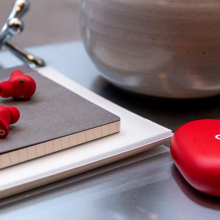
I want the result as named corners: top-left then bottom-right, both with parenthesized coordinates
top-left (0, 66), bottom-right (120, 155)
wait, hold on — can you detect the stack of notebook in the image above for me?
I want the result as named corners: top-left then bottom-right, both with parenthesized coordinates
top-left (0, 67), bottom-right (120, 169)
top-left (0, 66), bottom-right (172, 199)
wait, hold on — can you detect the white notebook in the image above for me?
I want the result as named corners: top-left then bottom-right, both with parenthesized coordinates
top-left (0, 67), bottom-right (173, 199)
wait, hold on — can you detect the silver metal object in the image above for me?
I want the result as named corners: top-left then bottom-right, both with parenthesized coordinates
top-left (0, 0), bottom-right (45, 68)
top-left (3, 41), bottom-right (46, 68)
top-left (0, 18), bottom-right (24, 46)
top-left (0, 0), bottom-right (29, 40)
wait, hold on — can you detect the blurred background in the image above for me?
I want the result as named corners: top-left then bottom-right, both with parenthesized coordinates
top-left (0, 0), bottom-right (81, 47)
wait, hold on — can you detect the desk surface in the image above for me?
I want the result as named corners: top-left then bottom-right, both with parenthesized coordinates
top-left (0, 41), bottom-right (220, 220)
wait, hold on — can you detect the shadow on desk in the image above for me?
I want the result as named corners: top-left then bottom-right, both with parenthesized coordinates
top-left (171, 165), bottom-right (220, 210)
top-left (92, 76), bottom-right (220, 133)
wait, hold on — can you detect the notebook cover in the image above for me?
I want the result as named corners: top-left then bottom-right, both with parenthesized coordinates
top-left (0, 66), bottom-right (120, 154)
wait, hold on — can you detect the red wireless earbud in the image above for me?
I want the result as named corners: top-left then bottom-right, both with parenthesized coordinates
top-left (0, 105), bottom-right (20, 138)
top-left (0, 70), bottom-right (36, 99)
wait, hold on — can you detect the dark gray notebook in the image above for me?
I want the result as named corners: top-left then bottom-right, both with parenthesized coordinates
top-left (0, 66), bottom-right (120, 169)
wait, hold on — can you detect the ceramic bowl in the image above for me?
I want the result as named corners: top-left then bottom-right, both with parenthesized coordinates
top-left (80, 0), bottom-right (220, 98)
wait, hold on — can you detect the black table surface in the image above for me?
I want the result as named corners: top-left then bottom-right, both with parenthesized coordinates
top-left (0, 41), bottom-right (220, 220)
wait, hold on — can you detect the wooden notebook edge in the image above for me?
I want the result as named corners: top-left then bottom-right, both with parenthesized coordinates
top-left (0, 137), bottom-right (170, 199)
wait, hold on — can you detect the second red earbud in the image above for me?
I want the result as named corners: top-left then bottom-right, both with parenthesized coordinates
top-left (0, 70), bottom-right (36, 99)
top-left (0, 105), bottom-right (20, 138)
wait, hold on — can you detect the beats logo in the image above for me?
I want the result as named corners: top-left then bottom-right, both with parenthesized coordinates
top-left (215, 135), bottom-right (220, 140)
top-left (0, 129), bottom-right (5, 136)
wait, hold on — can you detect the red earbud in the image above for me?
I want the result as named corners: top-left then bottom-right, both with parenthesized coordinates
top-left (0, 105), bottom-right (20, 138)
top-left (0, 70), bottom-right (36, 99)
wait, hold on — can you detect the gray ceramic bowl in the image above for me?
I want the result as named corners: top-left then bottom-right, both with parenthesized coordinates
top-left (80, 0), bottom-right (220, 98)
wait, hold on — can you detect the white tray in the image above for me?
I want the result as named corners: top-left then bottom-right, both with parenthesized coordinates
top-left (0, 67), bottom-right (173, 199)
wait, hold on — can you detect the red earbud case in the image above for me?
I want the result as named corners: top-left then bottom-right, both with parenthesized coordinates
top-left (171, 119), bottom-right (220, 197)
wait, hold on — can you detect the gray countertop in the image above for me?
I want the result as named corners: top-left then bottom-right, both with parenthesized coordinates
top-left (0, 41), bottom-right (220, 219)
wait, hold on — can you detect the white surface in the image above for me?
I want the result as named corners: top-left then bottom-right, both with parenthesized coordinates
top-left (0, 67), bottom-right (172, 193)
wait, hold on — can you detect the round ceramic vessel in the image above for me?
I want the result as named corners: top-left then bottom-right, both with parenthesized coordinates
top-left (80, 0), bottom-right (220, 98)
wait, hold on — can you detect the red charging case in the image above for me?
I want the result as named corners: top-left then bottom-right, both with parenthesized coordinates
top-left (170, 119), bottom-right (220, 197)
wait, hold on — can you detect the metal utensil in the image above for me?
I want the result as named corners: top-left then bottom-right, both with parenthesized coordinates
top-left (0, 18), bottom-right (24, 46)
top-left (0, 0), bottom-right (29, 39)
top-left (3, 41), bottom-right (45, 68)
top-left (0, 0), bottom-right (45, 68)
